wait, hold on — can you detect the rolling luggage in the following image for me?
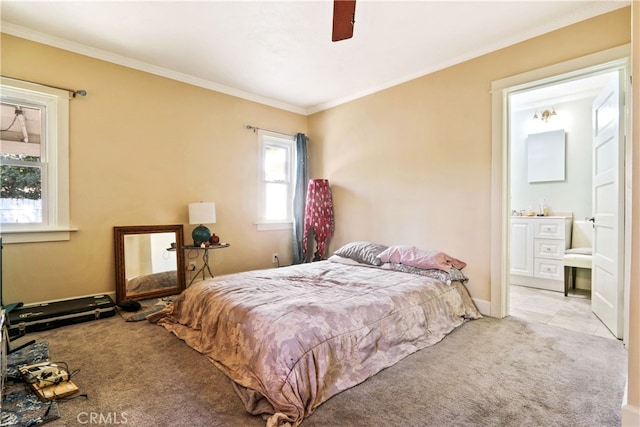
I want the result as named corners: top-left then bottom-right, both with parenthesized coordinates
top-left (7, 295), bottom-right (115, 338)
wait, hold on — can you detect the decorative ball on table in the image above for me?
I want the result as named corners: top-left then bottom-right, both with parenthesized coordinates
top-left (209, 233), bottom-right (220, 245)
top-left (192, 225), bottom-right (212, 247)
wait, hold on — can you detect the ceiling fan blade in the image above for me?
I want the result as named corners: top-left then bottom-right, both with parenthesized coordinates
top-left (332, 0), bottom-right (356, 42)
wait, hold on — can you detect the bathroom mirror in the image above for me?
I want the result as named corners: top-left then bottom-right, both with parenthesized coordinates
top-left (114, 224), bottom-right (186, 303)
top-left (527, 129), bottom-right (566, 183)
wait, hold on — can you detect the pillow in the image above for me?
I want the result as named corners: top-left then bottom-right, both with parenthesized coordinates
top-left (328, 254), bottom-right (370, 267)
top-left (448, 266), bottom-right (468, 283)
top-left (333, 241), bottom-right (388, 266)
top-left (388, 263), bottom-right (468, 285)
top-left (376, 245), bottom-right (466, 272)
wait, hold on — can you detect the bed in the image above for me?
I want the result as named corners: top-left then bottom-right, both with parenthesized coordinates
top-left (126, 270), bottom-right (177, 294)
top-left (149, 242), bottom-right (482, 426)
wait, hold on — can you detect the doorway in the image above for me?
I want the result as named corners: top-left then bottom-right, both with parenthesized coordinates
top-left (507, 71), bottom-right (619, 338)
top-left (489, 45), bottom-right (631, 343)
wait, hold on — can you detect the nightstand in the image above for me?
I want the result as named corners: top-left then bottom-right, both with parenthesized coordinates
top-left (184, 243), bottom-right (230, 286)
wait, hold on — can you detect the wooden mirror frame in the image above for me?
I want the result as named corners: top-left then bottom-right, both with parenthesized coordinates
top-left (114, 224), bottom-right (186, 303)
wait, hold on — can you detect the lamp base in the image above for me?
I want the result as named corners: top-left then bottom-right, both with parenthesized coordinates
top-left (192, 224), bottom-right (212, 246)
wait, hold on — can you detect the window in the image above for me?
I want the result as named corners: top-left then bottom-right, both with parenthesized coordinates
top-left (0, 78), bottom-right (71, 243)
top-left (257, 131), bottom-right (295, 230)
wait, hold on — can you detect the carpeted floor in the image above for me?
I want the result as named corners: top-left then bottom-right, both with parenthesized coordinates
top-left (14, 313), bottom-right (627, 427)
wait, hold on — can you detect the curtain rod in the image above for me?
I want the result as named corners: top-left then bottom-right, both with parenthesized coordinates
top-left (1, 75), bottom-right (87, 98)
top-left (245, 124), bottom-right (295, 138)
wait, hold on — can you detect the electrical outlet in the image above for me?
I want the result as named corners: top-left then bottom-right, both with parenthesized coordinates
top-left (272, 253), bottom-right (279, 264)
top-left (187, 261), bottom-right (196, 271)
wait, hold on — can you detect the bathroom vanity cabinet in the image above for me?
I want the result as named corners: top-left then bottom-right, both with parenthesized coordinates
top-left (510, 216), bottom-right (572, 292)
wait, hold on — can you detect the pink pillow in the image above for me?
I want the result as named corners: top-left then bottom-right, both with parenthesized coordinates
top-left (376, 245), bottom-right (466, 272)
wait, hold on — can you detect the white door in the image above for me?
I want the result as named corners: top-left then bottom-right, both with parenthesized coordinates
top-left (591, 72), bottom-right (624, 338)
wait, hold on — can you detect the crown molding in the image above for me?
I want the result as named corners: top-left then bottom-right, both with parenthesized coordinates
top-left (1, 22), bottom-right (307, 116)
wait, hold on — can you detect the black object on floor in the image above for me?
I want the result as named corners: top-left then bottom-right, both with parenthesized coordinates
top-left (7, 295), bottom-right (116, 338)
top-left (116, 299), bottom-right (142, 312)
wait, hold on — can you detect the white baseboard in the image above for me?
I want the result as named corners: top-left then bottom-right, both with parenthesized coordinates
top-left (473, 298), bottom-right (491, 316)
top-left (622, 403), bottom-right (640, 427)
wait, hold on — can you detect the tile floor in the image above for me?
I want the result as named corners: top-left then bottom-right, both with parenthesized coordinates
top-left (509, 284), bottom-right (617, 340)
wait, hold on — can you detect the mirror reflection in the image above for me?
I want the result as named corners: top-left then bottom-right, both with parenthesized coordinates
top-left (125, 232), bottom-right (177, 295)
top-left (114, 225), bottom-right (186, 303)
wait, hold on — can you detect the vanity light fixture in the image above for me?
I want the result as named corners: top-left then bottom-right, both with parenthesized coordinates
top-left (532, 107), bottom-right (557, 122)
top-left (188, 202), bottom-right (216, 246)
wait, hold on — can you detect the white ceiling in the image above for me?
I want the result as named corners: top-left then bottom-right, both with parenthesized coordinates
top-left (0, 1), bottom-right (629, 115)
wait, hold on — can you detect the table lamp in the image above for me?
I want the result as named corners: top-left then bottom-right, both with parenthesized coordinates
top-left (189, 202), bottom-right (216, 246)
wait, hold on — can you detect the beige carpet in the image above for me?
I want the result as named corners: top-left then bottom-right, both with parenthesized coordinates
top-left (13, 312), bottom-right (626, 427)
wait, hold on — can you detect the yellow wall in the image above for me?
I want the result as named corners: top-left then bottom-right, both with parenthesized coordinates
top-left (1, 34), bottom-right (306, 304)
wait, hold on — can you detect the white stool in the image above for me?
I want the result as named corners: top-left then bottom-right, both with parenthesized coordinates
top-left (563, 220), bottom-right (593, 296)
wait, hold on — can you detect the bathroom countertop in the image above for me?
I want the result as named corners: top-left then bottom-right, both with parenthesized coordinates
top-left (511, 214), bottom-right (572, 219)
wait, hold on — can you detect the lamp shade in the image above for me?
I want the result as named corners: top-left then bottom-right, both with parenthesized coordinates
top-left (189, 202), bottom-right (216, 225)
top-left (189, 202), bottom-right (216, 246)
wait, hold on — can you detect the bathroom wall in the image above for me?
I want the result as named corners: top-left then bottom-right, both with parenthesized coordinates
top-left (510, 97), bottom-right (594, 220)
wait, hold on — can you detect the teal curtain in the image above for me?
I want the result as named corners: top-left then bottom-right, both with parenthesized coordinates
top-left (292, 133), bottom-right (308, 264)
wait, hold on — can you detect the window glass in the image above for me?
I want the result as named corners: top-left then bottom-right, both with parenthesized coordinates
top-left (1, 102), bottom-right (45, 224)
top-left (264, 182), bottom-right (288, 220)
top-left (257, 132), bottom-right (294, 228)
top-left (264, 145), bottom-right (288, 182)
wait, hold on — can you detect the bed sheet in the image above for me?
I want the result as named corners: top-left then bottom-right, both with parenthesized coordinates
top-left (149, 261), bottom-right (481, 426)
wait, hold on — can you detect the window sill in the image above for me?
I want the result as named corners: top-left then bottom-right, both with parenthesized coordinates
top-left (255, 221), bottom-right (293, 231)
top-left (1, 227), bottom-right (79, 243)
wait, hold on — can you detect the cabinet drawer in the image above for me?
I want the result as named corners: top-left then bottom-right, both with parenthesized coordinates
top-left (534, 238), bottom-right (565, 260)
top-left (534, 220), bottom-right (565, 239)
top-left (534, 258), bottom-right (564, 281)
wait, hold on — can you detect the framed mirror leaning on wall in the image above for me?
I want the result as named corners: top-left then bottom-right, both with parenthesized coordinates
top-left (114, 224), bottom-right (186, 303)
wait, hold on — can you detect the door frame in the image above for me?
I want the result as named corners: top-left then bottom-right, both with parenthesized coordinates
top-left (489, 44), bottom-right (631, 342)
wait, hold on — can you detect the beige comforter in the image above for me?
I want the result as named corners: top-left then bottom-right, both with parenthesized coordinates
top-left (149, 261), bottom-right (481, 426)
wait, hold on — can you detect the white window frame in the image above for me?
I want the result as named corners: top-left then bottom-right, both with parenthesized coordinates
top-left (1, 77), bottom-right (73, 243)
top-left (256, 130), bottom-right (295, 231)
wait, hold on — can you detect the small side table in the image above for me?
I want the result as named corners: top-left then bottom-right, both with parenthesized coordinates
top-left (184, 243), bottom-right (230, 286)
